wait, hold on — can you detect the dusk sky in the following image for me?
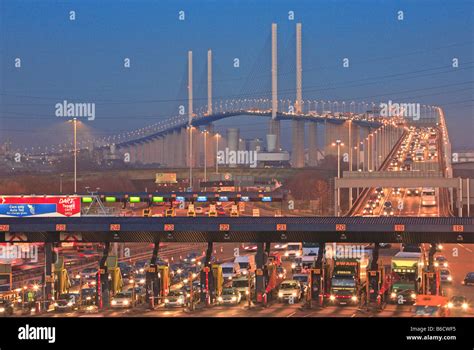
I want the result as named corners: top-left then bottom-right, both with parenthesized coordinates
top-left (1, 0), bottom-right (473, 151)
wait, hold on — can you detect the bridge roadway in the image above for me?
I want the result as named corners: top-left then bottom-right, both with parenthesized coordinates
top-left (1, 216), bottom-right (473, 243)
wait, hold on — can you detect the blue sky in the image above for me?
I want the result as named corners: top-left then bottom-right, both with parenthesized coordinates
top-left (1, 0), bottom-right (473, 150)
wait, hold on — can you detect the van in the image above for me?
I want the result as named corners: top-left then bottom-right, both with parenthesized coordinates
top-left (221, 262), bottom-right (240, 281)
top-left (234, 255), bottom-right (256, 275)
top-left (284, 242), bottom-right (302, 259)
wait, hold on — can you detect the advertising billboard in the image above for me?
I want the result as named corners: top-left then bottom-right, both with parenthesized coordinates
top-left (0, 196), bottom-right (81, 217)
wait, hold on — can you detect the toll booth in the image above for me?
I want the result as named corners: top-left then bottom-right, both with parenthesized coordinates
top-left (53, 257), bottom-right (71, 299)
top-left (211, 264), bottom-right (223, 298)
top-left (106, 256), bottom-right (123, 296)
top-left (0, 264), bottom-right (12, 293)
top-left (158, 265), bottom-right (170, 297)
top-left (422, 270), bottom-right (440, 296)
top-left (145, 264), bottom-right (161, 307)
top-left (264, 263), bottom-right (278, 300)
top-left (310, 267), bottom-right (325, 305)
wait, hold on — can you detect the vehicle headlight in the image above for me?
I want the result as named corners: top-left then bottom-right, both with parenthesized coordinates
top-left (296, 252), bottom-right (301, 257)
top-left (231, 297), bottom-right (237, 302)
top-left (228, 276), bottom-right (232, 280)
top-left (0, 307), bottom-right (4, 312)
top-left (278, 292), bottom-right (283, 298)
top-left (291, 263), bottom-right (296, 269)
top-left (462, 303), bottom-right (468, 310)
top-left (91, 281), bottom-right (96, 286)
top-left (86, 296), bottom-right (91, 301)
top-left (242, 270), bottom-right (248, 275)
top-left (447, 276), bottom-right (452, 281)
top-left (54, 303), bottom-right (59, 307)
top-left (434, 262), bottom-right (439, 267)
top-left (245, 290), bottom-right (249, 295)
top-left (292, 292), bottom-right (297, 297)
top-left (443, 262), bottom-right (448, 268)
top-left (183, 279), bottom-right (189, 284)
top-left (178, 297), bottom-right (184, 304)
top-left (139, 268), bottom-right (144, 273)
top-left (111, 300), bottom-right (117, 305)
top-left (129, 279), bottom-right (135, 284)
top-left (217, 297), bottom-right (223, 302)
top-left (67, 302), bottom-right (73, 307)
top-left (140, 279), bottom-right (145, 284)
top-left (447, 302), bottom-right (453, 309)
top-left (284, 252), bottom-right (289, 257)
top-left (391, 293), bottom-right (396, 299)
top-left (411, 293), bottom-right (416, 299)
top-left (164, 299), bottom-right (169, 303)
top-left (330, 295), bottom-right (335, 301)
top-left (351, 296), bottom-right (357, 302)
top-left (278, 274), bottom-right (283, 278)
top-left (75, 274), bottom-right (80, 279)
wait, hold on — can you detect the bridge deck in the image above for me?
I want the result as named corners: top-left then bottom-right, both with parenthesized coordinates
top-left (0, 217), bottom-right (472, 243)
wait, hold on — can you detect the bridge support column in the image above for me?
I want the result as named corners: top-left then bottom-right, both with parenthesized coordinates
top-left (97, 242), bottom-right (110, 309)
top-left (291, 120), bottom-right (305, 168)
top-left (44, 243), bottom-right (54, 306)
top-left (255, 243), bottom-right (265, 304)
top-left (205, 124), bottom-right (215, 168)
top-left (269, 120), bottom-right (281, 151)
top-left (308, 122), bottom-right (318, 166)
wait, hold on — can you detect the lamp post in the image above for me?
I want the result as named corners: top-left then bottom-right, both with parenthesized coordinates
top-left (72, 118), bottom-right (77, 193)
top-left (332, 139), bottom-right (344, 216)
top-left (215, 133), bottom-right (220, 174)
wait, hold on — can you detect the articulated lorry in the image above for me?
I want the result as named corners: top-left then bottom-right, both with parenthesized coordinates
top-left (390, 252), bottom-right (423, 305)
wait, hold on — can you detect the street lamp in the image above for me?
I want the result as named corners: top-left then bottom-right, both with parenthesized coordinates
top-left (68, 118), bottom-right (78, 193)
top-left (332, 139), bottom-right (344, 216)
top-left (202, 130), bottom-right (208, 183)
top-left (215, 133), bottom-right (220, 174)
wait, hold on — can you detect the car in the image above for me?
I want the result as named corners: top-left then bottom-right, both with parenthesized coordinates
top-left (79, 267), bottom-right (98, 280)
top-left (463, 272), bottom-right (474, 286)
top-left (362, 205), bottom-right (374, 215)
top-left (392, 188), bottom-right (401, 196)
top-left (183, 252), bottom-right (201, 264)
top-left (439, 269), bottom-right (453, 283)
top-left (195, 207), bottom-right (204, 215)
top-left (367, 200), bottom-right (377, 209)
top-left (217, 288), bottom-right (242, 305)
top-left (123, 286), bottom-right (147, 304)
top-left (0, 299), bottom-right (14, 316)
top-left (54, 298), bottom-right (76, 312)
top-left (434, 255), bottom-right (448, 268)
top-left (448, 296), bottom-right (469, 311)
top-left (406, 188), bottom-right (420, 196)
top-left (278, 280), bottom-right (302, 303)
top-left (243, 243), bottom-right (258, 252)
top-left (79, 287), bottom-right (96, 306)
top-left (276, 266), bottom-right (287, 279)
top-left (217, 207), bottom-right (226, 216)
top-left (382, 201), bottom-right (394, 216)
top-left (292, 274), bottom-right (309, 295)
top-left (273, 243), bottom-right (288, 251)
top-left (111, 291), bottom-right (134, 308)
top-left (164, 290), bottom-right (186, 308)
top-left (134, 260), bottom-right (149, 274)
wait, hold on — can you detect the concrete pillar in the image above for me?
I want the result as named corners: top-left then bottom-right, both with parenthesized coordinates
top-left (308, 122), bottom-right (318, 166)
top-left (291, 120), bottom-right (305, 168)
top-left (269, 23), bottom-right (281, 151)
top-left (206, 124), bottom-right (215, 167)
top-left (227, 128), bottom-right (239, 168)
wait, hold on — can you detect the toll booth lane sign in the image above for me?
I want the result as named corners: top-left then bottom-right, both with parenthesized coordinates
top-left (0, 196), bottom-right (81, 217)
